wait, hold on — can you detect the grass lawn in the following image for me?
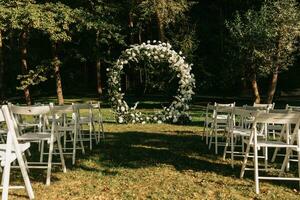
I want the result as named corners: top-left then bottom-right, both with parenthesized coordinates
top-left (6, 102), bottom-right (300, 199)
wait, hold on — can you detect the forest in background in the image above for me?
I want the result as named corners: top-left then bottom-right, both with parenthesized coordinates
top-left (0, 0), bottom-right (299, 105)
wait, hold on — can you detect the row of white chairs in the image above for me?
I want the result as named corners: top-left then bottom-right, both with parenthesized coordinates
top-left (203, 102), bottom-right (300, 194)
top-left (0, 102), bottom-right (104, 199)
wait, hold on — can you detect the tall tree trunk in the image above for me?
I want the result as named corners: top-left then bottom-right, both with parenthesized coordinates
top-left (128, 10), bottom-right (134, 44)
top-left (0, 31), bottom-right (5, 100)
top-left (156, 11), bottom-right (165, 42)
top-left (250, 73), bottom-right (261, 104)
top-left (20, 31), bottom-right (32, 105)
top-left (52, 43), bottom-right (64, 105)
top-left (266, 66), bottom-right (279, 104)
top-left (95, 31), bottom-right (103, 97)
top-left (96, 56), bottom-right (102, 97)
top-left (154, 0), bottom-right (166, 42)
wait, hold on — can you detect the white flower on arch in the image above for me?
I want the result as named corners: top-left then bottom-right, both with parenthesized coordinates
top-left (107, 41), bottom-right (196, 124)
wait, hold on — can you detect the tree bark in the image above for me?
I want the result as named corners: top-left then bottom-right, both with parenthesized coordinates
top-left (0, 31), bottom-right (5, 100)
top-left (52, 43), bottom-right (64, 105)
top-left (20, 31), bottom-right (32, 105)
top-left (266, 66), bottom-right (279, 104)
top-left (156, 10), bottom-right (165, 42)
top-left (250, 73), bottom-right (261, 104)
top-left (96, 56), bottom-right (102, 97)
top-left (95, 30), bottom-right (103, 98)
top-left (128, 10), bottom-right (134, 44)
top-left (154, 0), bottom-right (166, 42)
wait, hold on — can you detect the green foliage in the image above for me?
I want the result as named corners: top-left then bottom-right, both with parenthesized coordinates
top-left (16, 64), bottom-right (49, 90)
top-left (227, 0), bottom-right (300, 77)
top-left (38, 3), bottom-right (77, 43)
top-left (136, 0), bottom-right (189, 26)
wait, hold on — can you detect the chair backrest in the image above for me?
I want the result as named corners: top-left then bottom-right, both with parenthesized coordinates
top-left (253, 112), bottom-right (300, 125)
top-left (8, 104), bottom-right (51, 134)
top-left (215, 102), bottom-right (235, 115)
top-left (90, 101), bottom-right (101, 109)
top-left (73, 103), bottom-right (91, 110)
top-left (269, 109), bottom-right (290, 114)
top-left (73, 103), bottom-right (92, 121)
top-left (285, 104), bottom-right (300, 112)
top-left (252, 112), bottom-right (300, 147)
top-left (215, 102), bottom-right (235, 107)
top-left (205, 103), bottom-right (215, 116)
top-left (9, 104), bottom-right (50, 116)
top-left (253, 103), bottom-right (275, 110)
top-left (50, 103), bottom-right (74, 115)
top-left (0, 107), bottom-right (4, 122)
top-left (232, 107), bottom-right (260, 128)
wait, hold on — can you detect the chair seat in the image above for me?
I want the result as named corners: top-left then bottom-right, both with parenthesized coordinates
top-left (0, 143), bottom-right (30, 166)
top-left (268, 124), bottom-right (283, 131)
top-left (79, 117), bottom-right (91, 123)
top-left (18, 122), bottom-right (40, 127)
top-left (245, 140), bottom-right (297, 148)
top-left (56, 126), bottom-right (75, 131)
top-left (216, 115), bottom-right (228, 120)
top-left (0, 129), bottom-right (7, 134)
top-left (18, 132), bottom-right (52, 141)
top-left (257, 140), bottom-right (293, 148)
top-left (233, 128), bottom-right (251, 136)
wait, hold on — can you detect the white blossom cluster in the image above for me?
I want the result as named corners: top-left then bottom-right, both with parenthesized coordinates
top-left (107, 40), bottom-right (195, 124)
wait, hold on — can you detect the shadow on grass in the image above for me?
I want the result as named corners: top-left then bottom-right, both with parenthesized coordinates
top-left (74, 130), bottom-right (300, 191)
top-left (76, 131), bottom-right (239, 179)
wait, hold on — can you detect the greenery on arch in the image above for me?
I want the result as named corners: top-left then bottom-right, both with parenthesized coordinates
top-left (107, 41), bottom-right (195, 124)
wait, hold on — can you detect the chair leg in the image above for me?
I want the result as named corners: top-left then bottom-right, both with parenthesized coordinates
top-left (100, 121), bottom-right (105, 141)
top-left (215, 129), bottom-right (218, 154)
top-left (72, 129), bottom-right (77, 165)
top-left (254, 144), bottom-right (260, 194)
top-left (89, 122), bottom-right (92, 150)
top-left (203, 122), bottom-right (207, 141)
top-left (271, 147), bottom-right (279, 162)
top-left (222, 134), bottom-right (229, 160)
top-left (231, 134), bottom-right (235, 168)
top-left (298, 151), bottom-right (300, 190)
top-left (15, 148), bottom-right (35, 199)
top-left (206, 126), bottom-right (211, 145)
top-left (46, 137), bottom-right (54, 186)
top-left (1, 159), bottom-right (11, 200)
top-left (78, 129), bottom-right (85, 154)
top-left (63, 130), bottom-right (67, 148)
top-left (208, 134), bottom-right (212, 150)
top-left (280, 148), bottom-right (292, 175)
top-left (57, 136), bottom-right (67, 172)
top-left (40, 140), bottom-right (44, 163)
top-left (2, 135), bottom-right (12, 200)
top-left (264, 147), bottom-right (268, 171)
top-left (240, 143), bottom-right (251, 178)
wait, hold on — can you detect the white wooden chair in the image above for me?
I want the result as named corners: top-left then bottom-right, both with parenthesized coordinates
top-left (204, 103), bottom-right (215, 144)
top-left (0, 105), bottom-right (34, 200)
top-left (50, 103), bottom-right (84, 165)
top-left (90, 101), bottom-right (104, 143)
top-left (270, 106), bottom-right (300, 168)
top-left (208, 102), bottom-right (235, 154)
top-left (8, 104), bottom-right (66, 185)
top-left (73, 103), bottom-right (97, 150)
top-left (222, 108), bottom-right (259, 168)
top-left (240, 112), bottom-right (300, 194)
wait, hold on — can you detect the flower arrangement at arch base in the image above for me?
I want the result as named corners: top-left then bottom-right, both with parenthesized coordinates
top-left (107, 40), bottom-right (196, 124)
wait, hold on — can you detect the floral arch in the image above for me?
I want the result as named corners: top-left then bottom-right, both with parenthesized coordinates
top-left (107, 41), bottom-right (195, 124)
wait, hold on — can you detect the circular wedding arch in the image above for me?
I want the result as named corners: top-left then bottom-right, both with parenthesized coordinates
top-left (107, 41), bottom-right (195, 124)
